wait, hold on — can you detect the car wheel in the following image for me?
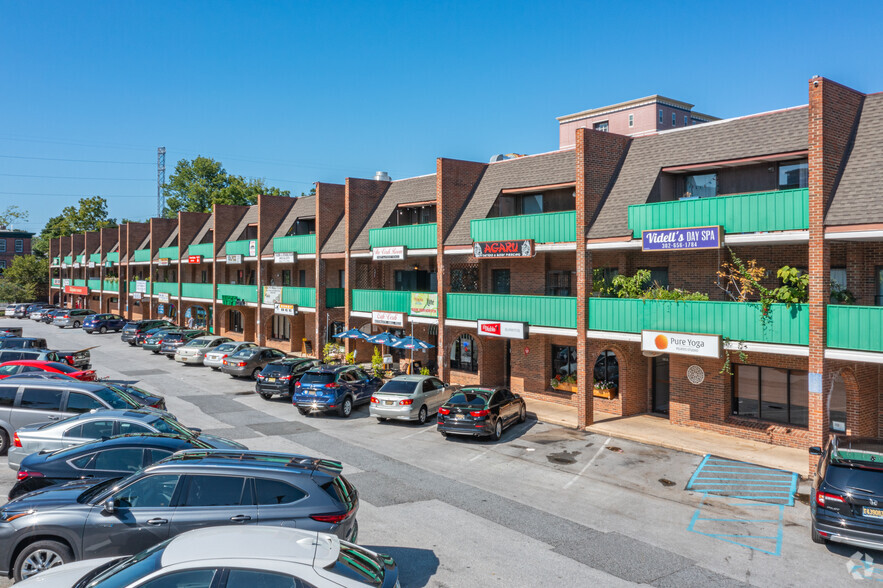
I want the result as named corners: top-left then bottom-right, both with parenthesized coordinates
top-left (297, 407), bottom-right (310, 416)
top-left (252, 368), bottom-right (261, 380)
top-left (518, 404), bottom-right (527, 423)
top-left (0, 428), bottom-right (9, 456)
top-left (14, 540), bottom-right (73, 582)
top-left (440, 431), bottom-right (448, 438)
top-left (73, 321), bottom-right (80, 328)
top-left (377, 417), bottom-right (387, 423)
top-left (491, 418), bottom-right (503, 441)
top-left (152, 350), bottom-right (159, 354)
top-left (811, 522), bottom-right (827, 544)
top-left (416, 405), bottom-right (428, 425)
top-left (259, 391), bottom-right (273, 400)
top-left (99, 326), bottom-right (107, 334)
top-left (210, 366), bottom-right (219, 371)
top-left (339, 397), bottom-right (353, 418)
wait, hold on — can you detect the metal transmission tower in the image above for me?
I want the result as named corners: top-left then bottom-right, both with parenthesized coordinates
top-left (156, 147), bottom-right (166, 217)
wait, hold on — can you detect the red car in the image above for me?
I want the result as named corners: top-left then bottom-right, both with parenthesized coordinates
top-left (0, 360), bottom-right (97, 381)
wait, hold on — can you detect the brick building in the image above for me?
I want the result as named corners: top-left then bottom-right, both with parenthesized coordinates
top-left (48, 76), bottom-right (883, 470)
top-left (0, 227), bottom-right (34, 270)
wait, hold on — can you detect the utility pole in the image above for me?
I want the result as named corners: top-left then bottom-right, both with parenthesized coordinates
top-left (156, 147), bottom-right (166, 217)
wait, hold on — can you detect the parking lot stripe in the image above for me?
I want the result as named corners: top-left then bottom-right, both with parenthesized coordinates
top-left (562, 437), bottom-right (610, 489)
top-left (401, 426), bottom-right (436, 440)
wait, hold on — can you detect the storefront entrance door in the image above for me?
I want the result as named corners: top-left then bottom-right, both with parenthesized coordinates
top-left (652, 356), bottom-right (670, 415)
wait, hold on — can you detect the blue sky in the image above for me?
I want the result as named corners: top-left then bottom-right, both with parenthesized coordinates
top-left (2, 0), bottom-right (882, 233)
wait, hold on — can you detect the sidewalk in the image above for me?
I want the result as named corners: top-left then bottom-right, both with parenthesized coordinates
top-left (524, 398), bottom-right (809, 476)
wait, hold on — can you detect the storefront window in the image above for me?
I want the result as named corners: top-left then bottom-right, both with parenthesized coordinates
top-left (451, 264), bottom-right (479, 293)
top-left (552, 346), bottom-right (576, 378)
top-left (829, 374), bottom-right (847, 433)
top-left (450, 334), bottom-right (477, 373)
top-left (281, 270), bottom-right (291, 287)
top-left (546, 271), bottom-right (573, 296)
top-left (229, 310), bottom-right (243, 333)
top-left (778, 160), bottom-right (808, 190)
top-left (732, 366), bottom-right (808, 427)
top-left (593, 351), bottom-right (619, 387)
top-left (684, 173), bottom-right (717, 199)
top-left (271, 314), bottom-right (290, 341)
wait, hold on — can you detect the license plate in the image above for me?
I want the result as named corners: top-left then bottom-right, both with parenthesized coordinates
top-left (454, 414), bottom-right (464, 420)
top-left (306, 390), bottom-right (315, 396)
top-left (863, 506), bottom-right (883, 519)
top-left (384, 400), bottom-right (394, 406)
top-left (268, 378), bottom-right (276, 383)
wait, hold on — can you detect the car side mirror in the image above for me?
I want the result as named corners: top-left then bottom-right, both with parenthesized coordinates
top-left (808, 446), bottom-right (823, 456)
top-left (103, 499), bottom-right (116, 514)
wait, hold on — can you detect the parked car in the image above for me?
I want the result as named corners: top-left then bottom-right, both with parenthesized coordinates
top-left (41, 309), bottom-right (64, 324)
top-left (293, 365), bottom-right (383, 418)
top-left (173, 335), bottom-right (232, 365)
top-left (120, 319), bottom-right (175, 345)
top-left (0, 349), bottom-right (63, 365)
top-left (3, 305), bottom-right (16, 317)
top-left (221, 347), bottom-right (288, 379)
top-left (0, 337), bottom-right (48, 350)
top-left (0, 361), bottom-right (96, 382)
top-left (158, 330), bottom-right (207, 358)
top-left (9, 433), bottom-right (217, 499)
top-left (14, 526), bottom-right (398, 588)
top-left (810, 436), bottom-right (883, 549)
top-left (437, 386), bottom-right (527, 441)
top-left (0, 449), bottom-right (358, 581)
top-left (8, 409), bottom-right (245, 470)
top-left (82, 313), bottom-right (126, 334)
top-left (0, 327), bottom-right (23, 337)
top-left (52, 309), bottom-right (96, 329)
top-left (255, 357), bottom-right (321, 399)
top-left (133, 325), bottom-right (176, 347)
top-left (101, 381), bottom-right (166, 411)
top-left (28, 305), bottom-right (55, 320)
top-left (142, 329), bottom-right (184, 353)
top-left (370, 375), bottom-right (457, 425)
top-left (12, 304), bottom-right (41, 319)
top-left (204, 341), bottom-right (258, 370)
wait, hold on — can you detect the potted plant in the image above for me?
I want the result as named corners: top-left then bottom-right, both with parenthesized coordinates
top-left (551, 374), bottom-right (577, 393)
top-left (593, 380), bottom-right (617, 399)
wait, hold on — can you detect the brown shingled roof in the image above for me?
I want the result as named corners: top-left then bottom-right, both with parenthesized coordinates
top-left (262, 196), bottom-right (316, 255)
top-left (351, 175), bottom-right (437, 251)
top-left (218, 207), bottom-right (259, 256)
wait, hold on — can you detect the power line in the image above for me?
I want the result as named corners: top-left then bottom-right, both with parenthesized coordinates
top-left (0, 172), bottom-right (152, 181)
top-left (0, 154), bottom-right (154, 165)
top-left (0, 190), bottom-right (151, 198)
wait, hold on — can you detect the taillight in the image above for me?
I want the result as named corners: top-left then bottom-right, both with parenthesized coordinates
top-left (438, 407), bottom-right (450, 416)
top-left (13, 433), bottom-right (21, 448)
top-left (221, 354), bottom-right (228, 359)
top-left (816, 490), bottom-right (845, 509)
top-left (325, 382), bottom-right (338, 388)
top-left (235, 362), bottom-right (246, 367)
top-left (295, 381), bottom-right (301, 387)
top-left (310, 509), bottom-right (353, 524)
top-left (16, 470), bottom-right (42, 481)
top-left (62, 314), bottom-right (69, 318)
top-left (370, 397), bottom-right (379, 403)
top-left (399, 399), bottom-right (413, 406)
top-left (279, 375), bottom-right (291, 381)
top-left (470, 409), bottom-right (489, 418)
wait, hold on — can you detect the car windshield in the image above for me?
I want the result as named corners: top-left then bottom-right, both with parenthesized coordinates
top-left (83, 539), bottom-right (170, 588)
top-left (378, 380), bottom-right (418, 394)
top-left (300, 373), bottom-right (334, 386)
top-left (76, 476), bottom-right (125, 504)
top-left (185, 338), bottom-right (211, 348)
top-left (45, 362), bottom-right (78, 374)
top-left (447, 392), bottom-right (490, 407)
top-left (231, 348), bottom-right (257, 359)
top-left (825, 464), bottom-right (883, 495)
top-left (151, 416), bottom-right (192, 437)
top-left (214, 343), bottom-right (238, 353)
top-left (91, 388), bottom-right (132, 410)
top-left (261, 364), bottom-right (291, 376)
top-left (162, 333), bottom-right (183, 342)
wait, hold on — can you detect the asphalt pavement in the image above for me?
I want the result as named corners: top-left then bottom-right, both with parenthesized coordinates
top-left (0, 319), bottom-right (876, 587)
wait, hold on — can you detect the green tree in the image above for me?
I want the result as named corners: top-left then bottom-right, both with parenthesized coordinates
top-left (0, 255), bottom-right (49, 302)
top-left (32, 196), bottom-right (117, 257)
top-left (162, 156), bottom-right (290, 216)
top-left (0, 205), bottom-right (28, 227)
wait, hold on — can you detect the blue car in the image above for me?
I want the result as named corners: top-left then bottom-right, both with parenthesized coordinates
top-left (82, 313), bottom-right (127, 334)
top-left (294, 365), bottom-right (383, 418)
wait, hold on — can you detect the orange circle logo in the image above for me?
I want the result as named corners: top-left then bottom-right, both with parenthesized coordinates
top-left (654, 334), bottom-right (668, 350)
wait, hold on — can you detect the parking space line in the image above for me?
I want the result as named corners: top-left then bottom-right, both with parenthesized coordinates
top-left (401, 426), bottom-right (436, 440)
top-left (469, 449), bottom-right (492, 462)
top-left (562, 438), bottom-right (610, 489)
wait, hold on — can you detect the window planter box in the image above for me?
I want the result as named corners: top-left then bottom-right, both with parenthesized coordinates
top-left (552, 383), bottom-right (577, 393)
top-left (593, 386), bottom-right (617, 399)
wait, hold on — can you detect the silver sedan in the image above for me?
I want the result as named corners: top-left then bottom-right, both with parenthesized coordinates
top-left (174, 335), bottom-right (233, 365)
top-left (369, 375), bottom-right (458, 424)
top-left (203, 341), bottom-right (258, 370)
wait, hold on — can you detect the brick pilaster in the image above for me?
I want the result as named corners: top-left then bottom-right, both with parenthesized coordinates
top-left (314, 182), bottom-right (345, 355)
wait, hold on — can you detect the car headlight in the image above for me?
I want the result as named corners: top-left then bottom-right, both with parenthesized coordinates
top-left (0, 509), bottom-right (34, 522)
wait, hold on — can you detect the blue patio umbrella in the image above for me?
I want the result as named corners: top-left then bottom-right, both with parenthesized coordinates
top-left (334, 328), bottom-right (370, 340)
top-left (367, 332), bottom-right (402, 346)
top-left (390, 336), bottom-right (435, 350)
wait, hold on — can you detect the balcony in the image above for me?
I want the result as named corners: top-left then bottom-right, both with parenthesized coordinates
top-left (63, 256), bottom-right (72, 265)
top-left (76, 255), bottom-right (85, 264)
top-left (87, 279), bottom-right (102, 291)
top-left (273, 234), bottom-right (316, 255)
top-left (89, 253), bottom-right (101, 263)
top-left (182, 283), bottom-right (214, 300)
top-left (107, 252), bottom-right (120, 263)
top-left (129, 281), bottom-right (151, 294)
top-left (352, 290), bottom-right (412, 314)
top-left (325, 288), bottom-right (345, 308)
top-left (152, 282), bottom-right (179, 296)
top-left (102, 279), bottom-right (120, 292)
top-left (282, 287), bottom-right (317, 308)
top-left (73, 279), bottom-right (87, 288)
top-left (627, 188), bottom-right (809, 238)
top-left (446, 293), bottom-right (577, 329)
top-left (587, 298), bottom-right (809, 346)
top-left (828, 306), bottom-right (883, 353)
top-left (133, 249), bottom-right (151, 262)
top-left (470, 211), bottom-right (577, 244)
top-left (369, 223), bottom-right (437, 250)
top-left (52, 257), bottom-right (60, 266)
top-left (158, 246), bottom-right (179, 260)
top-left (225, 240), bottom-right (256, 257)
top-left (187, 243), bottom-right (214, 259)
top-left (217, 284), bottom-right (258, 303)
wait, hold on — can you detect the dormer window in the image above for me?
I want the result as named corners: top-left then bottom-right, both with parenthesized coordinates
top-left (286, 217), bottom-right (316, 236)
top-left (489, 187), bottom-right (576, 217)
top-left (778, 160), bottom-right (808, 190)
top-left (683, 173), bottom-right (717, 199)
top-left (384, 204), bottom-right (436, 227)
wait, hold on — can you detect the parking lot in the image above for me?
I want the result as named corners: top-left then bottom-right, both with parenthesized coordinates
top-left (0, 320), bottom-right (876, 586)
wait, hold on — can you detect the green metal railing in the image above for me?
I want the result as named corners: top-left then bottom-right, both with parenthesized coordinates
top-left (627, 188), bottom-right (809, 238)
top-left (152, 281), bottom-right (179, 296)
top-left (107, 252), bottom-right (120, 263)
top-left (187, 243), bottom-right (214, 258)
top-left (225, 240), bottom-right (256, 256)
top-left (446, 293), bottom-right (577, 329)
top-left (325, 288), bottom-right (345, 308)
top-left (470, 210), bottom-right (577, 244)
top-left (217, 284), bottom-right (258, 303)
top-left (182, 283), bottom-right (214, 300)
top-left (369, 223), bottom-right (437, 249)
top-left (827, 305), bottom-right (883, 352)
top-left (87, 279), bottom-right (101, 291)
top-left (77, 255), bottom-right (85, 264)
top-left (351, 290), bottom-right (412, 314)
top-left (73, 279), bottom-right (87, 288)
top-left (281, 287), bottom-right (316, 307)
top-left (587, 298), bottom-right (809, 346)
top-left (272, 234), bottom-right (316, 255)
top-left (63, 256), bottom-right (72, 265)
top-left (102, 279), bottom-right (120, 292)
top-left (89, 253), bottom-right (102, 263)
top-left (133, 249), bottom-right (151, 262)
top-left (158, 246), bottom-right (179, 259)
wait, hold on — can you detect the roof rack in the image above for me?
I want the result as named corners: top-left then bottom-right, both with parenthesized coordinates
top-left (165, 449), bottom-right (343, 476)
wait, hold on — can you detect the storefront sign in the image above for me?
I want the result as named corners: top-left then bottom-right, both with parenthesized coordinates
top-left (372, 246), bottom-right (406, 261)
top-left (87, 261), bottom-right (96, 268)
top-left (274, 303), bottom-right (297, 316)
top-left (135, 280), bottom-right (149, 294)
top-left (73, 262), bottom-right (81, 268)
top-left (62, 279), bottom-right (71, 287)
top-left (52, 278), bottom-right (61, 286)
top-left (641, 330), bottom-right (721, 359)
top-left (472, 239), bottom-right (535, 259)
top-left (641, 226), bottom-right (722, 252)
top-left (61, 263), bottom-right (67, 269)
top-left (105, 261), bottom-right (114, 268)
top-left (187, 255), bottom-right (203, 264)
top-left (274, 252), bottom-right (296, 264)
top-left (226, 254), bottom-right (243, 264)
top-left (158, 258), bottom-right (170, 267)
top-left (64, 285), bottom-right (89, 295)
top-left (410, 292), bottom-right (438, 318)
top-left (263, 286), bottom-right (283, 305)
top-left (476, 319), bottom-right (528, 339)
top-left (372, 310), bottom-right (405, 327)
top-left (248, 241), bottom-right (256, 257)
top-left (133, 292), bottom-right (143, 300)
top-left (157, 292), bottom-right (170, 303)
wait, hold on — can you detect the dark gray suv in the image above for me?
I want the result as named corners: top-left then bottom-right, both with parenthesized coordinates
top-left (0, 449), bottom-right (359, 581)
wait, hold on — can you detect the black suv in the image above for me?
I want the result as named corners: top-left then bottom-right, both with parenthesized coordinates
top-left (0, 449), bottom-right (359, 581)
top-left (120, 320), bottom-right (176, 345)
top-left (256, 357), bottom-right (321, 399)
top-left (810, 436), bottom-right (883, 549)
